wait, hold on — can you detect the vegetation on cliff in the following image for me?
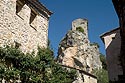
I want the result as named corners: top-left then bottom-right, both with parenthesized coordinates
top-left (76, 26), bottom-right (84, 33)
top-left (100, 53), bottom-right (107, 70)
top-left (93, 53), bottom-right (109, 83)
top-left (0, 46), bottom-right (76, 83)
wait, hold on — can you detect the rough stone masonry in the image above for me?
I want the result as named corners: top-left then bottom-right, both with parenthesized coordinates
top-left (58, 18), bottom-right (102, 83)
top-left (0, 0), bottom-right (52, 53)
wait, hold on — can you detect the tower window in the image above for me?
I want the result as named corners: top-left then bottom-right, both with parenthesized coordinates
top-left (81, 22), bottom-right (85, 24)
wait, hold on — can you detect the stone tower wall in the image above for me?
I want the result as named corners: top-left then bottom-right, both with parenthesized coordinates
top-left (0, 0), bottom-right (50, 53)
top-left (72, 19), bottom-right (88, 38)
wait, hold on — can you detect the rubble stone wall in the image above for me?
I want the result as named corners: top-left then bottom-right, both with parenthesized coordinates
top-left (0, 0), bottom-right (49, 53)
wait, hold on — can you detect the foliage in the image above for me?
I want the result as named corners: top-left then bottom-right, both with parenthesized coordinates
top-left (100, 53), bottom-right (107, 70)
top-left (90, 42), bottom-right (100, 48)
top-left (93, 68), bottom-right (109, 83)
top-left (0, 46), bottom-right (76, 83)
top-left (76, 26), bottom-right (84, 33)
top-left (93, 53), bottom-right (109, 83)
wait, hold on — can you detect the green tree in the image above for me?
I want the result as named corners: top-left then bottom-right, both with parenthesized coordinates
top-left (93, 53), bottom-right (109, 83)
top-left (100, 53), bottom-right (107, 70)
top-left (94, 68), bottom-right (109, 83)
top-left (0, 46), bottom-right (76, 83)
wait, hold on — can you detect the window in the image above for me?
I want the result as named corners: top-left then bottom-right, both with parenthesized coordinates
top-left (14, 41), bottom-right (21, 48)
top-left (16, 0), bottom-right (25, 14)
top-left (30, 10), bottom-right (37, 24)
top-left (112, 36), bottom-right (115, 40)
top-left (81, 22), bottom-right (85, 24)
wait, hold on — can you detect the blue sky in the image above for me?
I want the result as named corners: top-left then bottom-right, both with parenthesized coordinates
top-left (40, 0), bottom-right (119, 56)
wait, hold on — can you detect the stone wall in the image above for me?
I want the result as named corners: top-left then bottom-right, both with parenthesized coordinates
top-left (101, 28), bottom-right (123, 81)
top-left (73, 70), bottom-right (97, 83)
top-left (62, 65), bottom-right (97, 83)
top-left (0, 0), bottom-right (51, 53)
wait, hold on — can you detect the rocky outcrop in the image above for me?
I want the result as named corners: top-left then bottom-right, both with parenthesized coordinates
top-left (58, 19), bottom-right (102, 83)
top-left (58, 30), bottom-right (102, 72)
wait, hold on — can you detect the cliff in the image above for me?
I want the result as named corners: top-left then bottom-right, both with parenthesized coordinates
top-left (57, 19), bottom-right (102, 83)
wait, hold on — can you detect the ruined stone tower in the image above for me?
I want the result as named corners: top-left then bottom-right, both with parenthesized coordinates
top-left (58, 18), bottom-right (102, 83)
top-left (72, 19), bottom-right (88, 38)
top-left (0, 0), bottom-right (52, 53)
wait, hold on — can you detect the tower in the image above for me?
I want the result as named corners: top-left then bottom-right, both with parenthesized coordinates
top-left (72, 18), bottom-right (88, 38)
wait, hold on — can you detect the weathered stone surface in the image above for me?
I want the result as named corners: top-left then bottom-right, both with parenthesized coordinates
top-left (72, 18), bottom-right (88, 38)
top-left (60, 46), bottom-right (78, 67)
top-left (0, 0), bottom-right (51, 53)
top-left (73, 70), bottom-right (97, 83)
top-left (58, 30), bottom-right (102, 73)
top-left (58, 19), bottom-right (102, 83)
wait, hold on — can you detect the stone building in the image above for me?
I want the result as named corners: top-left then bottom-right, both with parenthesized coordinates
top-left (0, 0), bottom-right (52, 53)
top-left (112, 0), bottom-right (125, 82)
top-left (100, 0), bottom-right (125, 82)
top-left (58, 18), bottom-right (102, 83)
top-left (100, 28), bottom-right (123, 82)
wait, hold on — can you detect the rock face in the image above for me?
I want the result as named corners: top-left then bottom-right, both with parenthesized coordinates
top-left (0, 0), bottom-right (52, 53)
top-left (58, 19), bottom-right (102, 83)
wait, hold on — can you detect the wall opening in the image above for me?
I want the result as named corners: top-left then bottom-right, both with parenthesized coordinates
top-left (30, 10), bottom-right (37, 24)
top-left (16, 0), bottom-right (25, 14)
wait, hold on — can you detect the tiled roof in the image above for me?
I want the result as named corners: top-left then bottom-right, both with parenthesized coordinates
top-left (100, 27), bottom-right (120, 42)
top-left (26, 0), bottom-right (52, 18)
